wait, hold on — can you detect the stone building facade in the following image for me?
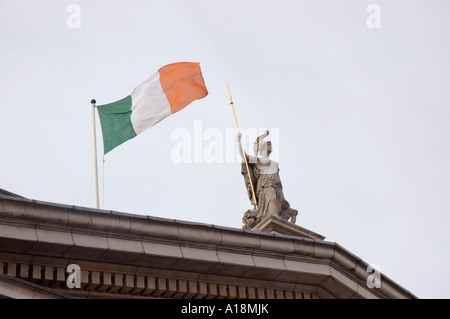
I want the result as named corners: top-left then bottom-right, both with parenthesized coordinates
top-left (0, 189), bottom-right (417, 299)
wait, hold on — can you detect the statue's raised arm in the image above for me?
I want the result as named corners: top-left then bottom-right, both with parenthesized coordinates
top-left (253, 130), bottom-right (269, 157)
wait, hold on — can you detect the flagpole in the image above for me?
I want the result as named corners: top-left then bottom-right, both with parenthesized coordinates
top-left (91, 99), bottom-right (100, 209)
top-left (227, 84), bottom-right (259, 211)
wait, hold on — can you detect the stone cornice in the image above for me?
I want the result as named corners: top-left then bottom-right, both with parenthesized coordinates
top-left (0, 194), bottom-right (417, 299)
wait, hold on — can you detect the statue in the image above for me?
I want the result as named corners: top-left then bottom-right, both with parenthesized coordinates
top-left (237, 130), bottom-right (298, 229)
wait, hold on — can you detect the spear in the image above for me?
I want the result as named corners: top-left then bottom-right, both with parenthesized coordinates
top-left (227, 84), bottom-right (259, 211)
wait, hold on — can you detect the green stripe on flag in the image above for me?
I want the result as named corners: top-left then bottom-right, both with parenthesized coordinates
top-left (97, 95), bottom-right (136, 154)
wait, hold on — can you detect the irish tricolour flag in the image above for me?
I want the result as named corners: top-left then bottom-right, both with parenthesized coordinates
top-left (97, 62), bottom-right (208, 154)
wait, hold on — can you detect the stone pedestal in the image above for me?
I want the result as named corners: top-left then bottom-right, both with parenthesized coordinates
top-left (253, 215), bottom-right (325, 240)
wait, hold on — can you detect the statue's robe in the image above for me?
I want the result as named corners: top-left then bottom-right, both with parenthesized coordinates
top-left (241, 155), bottom-right (298, 221)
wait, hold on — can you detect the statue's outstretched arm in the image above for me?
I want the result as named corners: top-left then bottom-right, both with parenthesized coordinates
top-left (254, 130), bottom-right (269, 148)
top-left (258, 130), bottom-right (269, 140)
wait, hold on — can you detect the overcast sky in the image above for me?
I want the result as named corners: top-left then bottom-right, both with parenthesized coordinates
top-left (1, 0), bottom-right (449, 299)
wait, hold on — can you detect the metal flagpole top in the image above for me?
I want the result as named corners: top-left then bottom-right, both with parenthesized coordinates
top-left (91, 98), bottom-right (100, 209)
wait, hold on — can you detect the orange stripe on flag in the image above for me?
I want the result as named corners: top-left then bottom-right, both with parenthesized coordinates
top-left (158, 62), bottom-right (208, 114)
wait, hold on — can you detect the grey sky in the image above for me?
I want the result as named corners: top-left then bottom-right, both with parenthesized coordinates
top-left (1, 0), bottom-right (449, 299)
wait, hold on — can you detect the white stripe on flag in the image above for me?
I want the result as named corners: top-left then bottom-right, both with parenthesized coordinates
top-left (130, 72), bottom-right (172, 135)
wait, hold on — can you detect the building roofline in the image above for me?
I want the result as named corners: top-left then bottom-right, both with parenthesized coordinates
top-left (0, 273), bottom-right (76, 299)
top-left (0, 189), bottom-right (25, 199)
top-left (0, 194), bottom-right (418, 299)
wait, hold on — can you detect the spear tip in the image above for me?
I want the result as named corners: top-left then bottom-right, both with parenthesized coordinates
top-left (227, 83), bottom-right (233, 103)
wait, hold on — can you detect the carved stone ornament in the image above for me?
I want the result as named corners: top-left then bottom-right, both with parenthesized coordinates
top-left (238, 130), bottom-right (298, 230)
